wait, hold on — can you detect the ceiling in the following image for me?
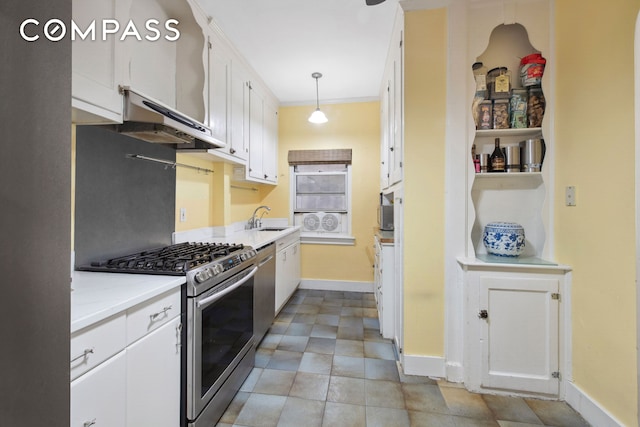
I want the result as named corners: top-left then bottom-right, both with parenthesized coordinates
top-left (195, 0), bottom-right (400, 105)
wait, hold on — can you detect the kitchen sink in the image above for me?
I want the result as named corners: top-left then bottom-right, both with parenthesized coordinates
top-left (258, 227), bottom-right (289, 232)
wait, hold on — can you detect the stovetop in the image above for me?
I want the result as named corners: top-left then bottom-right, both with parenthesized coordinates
top-left (79, 242), bottom-right (248, 276)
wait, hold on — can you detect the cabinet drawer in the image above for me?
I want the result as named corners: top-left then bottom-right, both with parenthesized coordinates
top-left (276, 230), bottom-right (301, 251)
top-left (70, 313), bottom-right (126, 381)
top-left (126, 288), bottom-right (181, 345)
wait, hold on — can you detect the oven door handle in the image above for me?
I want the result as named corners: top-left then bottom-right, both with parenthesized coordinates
top-left (196, 266), bottom-right (258, 310)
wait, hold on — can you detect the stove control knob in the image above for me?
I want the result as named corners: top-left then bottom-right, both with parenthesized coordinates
top-left (212, 264), bottom-right (224, 275)
top-left (195, 268), bottom-right (212, 283)
top-left (240, 253), bottom-right (247, 261)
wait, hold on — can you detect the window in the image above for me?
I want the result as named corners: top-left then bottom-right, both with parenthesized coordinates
top-left (289, 150), bottom-right (354, 245)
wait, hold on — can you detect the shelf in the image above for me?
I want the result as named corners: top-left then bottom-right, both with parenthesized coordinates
top-left (473, 172), bottom-right (541, 179)
top-left (475, 128), bottom-right (542, 137)
top-left (476, 253), bottom-right (556, 266)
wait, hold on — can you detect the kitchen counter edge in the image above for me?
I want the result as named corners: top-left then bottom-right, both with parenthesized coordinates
top-left (71, 272), bottom-right (184, 334)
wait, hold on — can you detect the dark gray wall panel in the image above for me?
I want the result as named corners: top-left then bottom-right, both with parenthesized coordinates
top-left (74, 126), bottom-right (176, 266)
top-left (0, 1), bottom-right (71, 425)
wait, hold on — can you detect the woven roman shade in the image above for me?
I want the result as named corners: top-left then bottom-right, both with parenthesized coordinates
top-left (288, 149), bottom-right (352, 165)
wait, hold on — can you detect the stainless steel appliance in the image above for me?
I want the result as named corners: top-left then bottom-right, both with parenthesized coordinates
top-left (379, 193), bottom-right (394, 231)
top-left (79, 242), bottom-right (258, 427)
top-left (114, 87), bottom-right (224, 149)
top-left (253, 243), bottom-right (276, 346)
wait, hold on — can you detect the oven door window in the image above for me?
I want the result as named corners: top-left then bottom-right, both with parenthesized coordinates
top-left (198, 275), bottom-right (254, 398)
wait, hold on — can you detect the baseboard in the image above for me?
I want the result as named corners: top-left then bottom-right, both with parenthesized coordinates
top-left (565, 381), bottom-right (624, 427)
top-left (299, 279), bottom-right (374, 293)
top-left (402, 354), bottom-right (446, 378)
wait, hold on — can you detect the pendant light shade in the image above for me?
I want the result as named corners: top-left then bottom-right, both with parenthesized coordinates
top-left (308, 72), bottom-right (328, 124)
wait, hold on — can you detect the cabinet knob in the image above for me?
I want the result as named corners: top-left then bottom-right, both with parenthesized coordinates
top-left (230, 148), bottom-right (236, 154)
top-left (478, 310), bottom-right (488, 319)
top-left (83, 419), bottom-right (96, 427)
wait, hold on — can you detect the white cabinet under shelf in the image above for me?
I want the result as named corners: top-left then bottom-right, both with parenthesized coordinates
top-left (459, 258), bottom-right (571, 397)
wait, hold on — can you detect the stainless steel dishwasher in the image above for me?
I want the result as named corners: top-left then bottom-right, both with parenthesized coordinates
top-left (254, 242), bottom-right (276, 346)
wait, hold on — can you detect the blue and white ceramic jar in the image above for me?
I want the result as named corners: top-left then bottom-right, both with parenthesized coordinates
top-left (483, 222), bottom-right (525, 257)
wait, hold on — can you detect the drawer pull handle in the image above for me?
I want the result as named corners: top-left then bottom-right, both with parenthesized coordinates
top-left (83, 418), bottom-right (96, 427)
top-left (70, 348), bottom-right (94, 364)
top-left (150, 305), bottom-right (173, 321)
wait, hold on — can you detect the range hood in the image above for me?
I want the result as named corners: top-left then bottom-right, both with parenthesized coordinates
top-left (114, 87), bottom-right (224, 149)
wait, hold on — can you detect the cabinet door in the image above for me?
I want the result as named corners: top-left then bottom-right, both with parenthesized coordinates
top-left (71, 351), bottom-right (126, 427)
top-left (275, 242), bottom-right (301, 312)
top-left (262, 100), bottom-right (278, 183)
top-left (126, 316), bottom-right (182, 427)
top-left (208, 37), bottom-right (230, 144)
top-left (248, 83), bottom-right (265, 180)
top-left (373, 239), bottom-right (383, 330)
top-left (389, 25), bottom-right (403, 185)
top-left (479, 276), bottom-right (559, 395)
top-left (71, 0), bottom-right (128, 123)
top-left (380, 80), bottom-right (391, 190)
top-left (229, 62), bottom-right (250, 161)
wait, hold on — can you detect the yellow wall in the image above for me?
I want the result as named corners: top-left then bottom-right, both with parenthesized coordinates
top-left (402, 8), bottom-right (448, 356)
top-left (263, 102), bottom-right (381, 284)
top-left (174, 156), bottom-right (266, 231)
top-left (175, 102), bottom-right (380, 284)
top-left (554, 2), bottom-right (638, 425)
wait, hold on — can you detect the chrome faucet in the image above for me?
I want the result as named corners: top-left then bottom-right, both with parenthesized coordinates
top-left (247, 205), bottom-right (271, 229)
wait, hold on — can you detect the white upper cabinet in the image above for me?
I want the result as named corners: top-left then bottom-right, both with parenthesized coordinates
top-left (380, 10), bottom-right (404, 190)
top-left (207, 34), bottom-right (231, 146)
top-left (125, 0), bottom-right (206, 120)
top-left (72, 0), bottom-right (207, 124)
top-left (71, 0), bottom-right (131, 124)
top-left (262, 97), bottom-right (279, 184)
top-left (229, 61), bottom-right (250, 161)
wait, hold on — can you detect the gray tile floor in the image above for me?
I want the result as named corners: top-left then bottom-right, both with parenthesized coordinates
top-left (217, 289), bottom-right (590, 427)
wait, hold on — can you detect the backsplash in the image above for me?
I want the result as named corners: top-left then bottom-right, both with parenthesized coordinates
top-left (74, 125), bottom-right (176, 267)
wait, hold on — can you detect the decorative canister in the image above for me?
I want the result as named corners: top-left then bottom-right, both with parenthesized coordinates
top-left (520, 53), bottom-right (546, 87)
top-left (483, 222), bottom-right (525, 257)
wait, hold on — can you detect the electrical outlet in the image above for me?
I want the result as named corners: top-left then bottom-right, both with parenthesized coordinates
top-left (565, 186), bottom-right (576, 206)
top-left (180, 207), bottom-right (187, 222)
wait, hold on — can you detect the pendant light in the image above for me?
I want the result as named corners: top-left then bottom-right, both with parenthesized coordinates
top-left (308, 72), bottom-right (328, 124)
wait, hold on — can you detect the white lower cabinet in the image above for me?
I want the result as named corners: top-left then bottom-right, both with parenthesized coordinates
top-left (70, 287), bottom-right (182, 427)
top-left (275, 232), bottom-right (301, 313)
top-left (460, 262), bottom-right (570, 397)
top-left (374, 236), bottom-right (394, 339)
top-left (71, 351), bottom-right (126, 427)
top-left (126, 316), bottom-right (182, 426)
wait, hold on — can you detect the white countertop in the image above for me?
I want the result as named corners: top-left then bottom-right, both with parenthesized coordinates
top-left (173, 222), bottom-right (300, 249)
top-left (71, 223), bottom-right (300, 334)
top-left (71, 271), bottom-right (184, 334)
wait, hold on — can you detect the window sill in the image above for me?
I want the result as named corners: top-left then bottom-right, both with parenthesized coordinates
top-left (300, 234), bottom-right (356, 246)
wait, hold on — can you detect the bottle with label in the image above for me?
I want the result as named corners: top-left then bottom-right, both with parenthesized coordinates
top-left (490, 138), bottom-right (505, 172)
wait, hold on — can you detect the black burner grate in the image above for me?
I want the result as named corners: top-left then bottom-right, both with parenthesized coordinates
top-left (84, 242), bottom-right (245, 275)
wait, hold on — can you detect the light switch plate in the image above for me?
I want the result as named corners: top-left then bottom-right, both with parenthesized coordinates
top-left (565, 186), bottom-right (576, 206)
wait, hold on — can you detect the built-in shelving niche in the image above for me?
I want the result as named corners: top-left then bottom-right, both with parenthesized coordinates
top-left (470, 23), bottom-right (548, 260)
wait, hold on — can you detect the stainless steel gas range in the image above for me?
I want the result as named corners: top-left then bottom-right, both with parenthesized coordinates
top-left (80, 241), bottom-right (258, 427)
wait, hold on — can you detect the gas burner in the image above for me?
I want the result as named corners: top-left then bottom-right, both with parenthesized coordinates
top-left (82, 242), bottom-right (247, 276)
